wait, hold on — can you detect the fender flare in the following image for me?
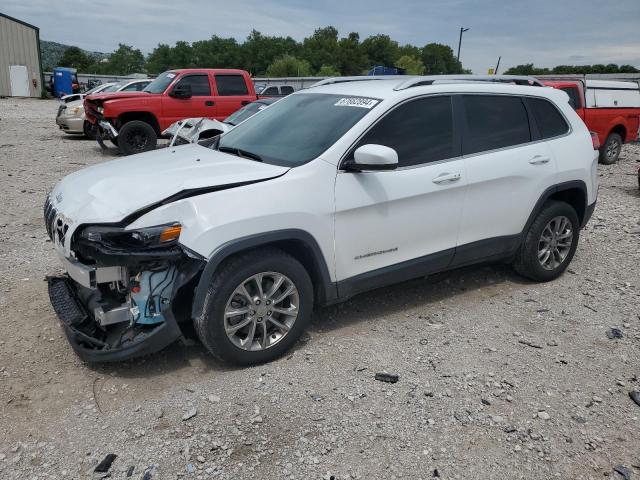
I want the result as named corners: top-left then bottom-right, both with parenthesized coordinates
top-left (521, 180), bottom-right (589, 235)
top-left (191, 229), bottom-right (337, 319)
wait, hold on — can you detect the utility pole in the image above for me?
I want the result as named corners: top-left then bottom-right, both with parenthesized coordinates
top-left (457, 27), bottom-right (470, 61)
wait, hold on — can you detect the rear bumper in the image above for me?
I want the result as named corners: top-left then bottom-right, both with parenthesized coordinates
top-left (47, 275), bottom-right (182, 362)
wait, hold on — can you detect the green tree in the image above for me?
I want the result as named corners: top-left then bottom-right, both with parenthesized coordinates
top-left (59, 46), bottom-right (91, 71)
top-left (397, 44), bottom-right (422, 59)
top-left (421, 43), bottom-right (463, 74)
top-left (105, 44), bottom-right (145, 75)
top-left (337, 32), bottom-right (368, 75)
top-left (146, 44), bottom-right (174, 74)
top-left (266, 55), bottom-right (311, 77)
top-left (619, 64), bottom-right (640, 73)
top-left (192, 36), bottom-right (243, 69)
top-left (301, 26), bottom-right (340, 72)
top-left (395, 55), bottom-right (425, 75)
top-left (317, 64), bottom-right (341, 77)
top-left (170, 41), bottom-right (194, 69)
top-left (361, 34), bottom-right (399, 67)
top-left (243, 30), bottom-right (300, 75)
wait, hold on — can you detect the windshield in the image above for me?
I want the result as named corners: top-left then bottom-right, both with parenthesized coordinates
top-left (85, 84), bottom-right (108, 95)
top-left (102, 83), bottom-right (122, 93)
top-left (224, 102), bottom-right (269, 126)
top-left (217, 93), bottom-right (379, 166)
top-left (143, 71), bottom-right (177, 93)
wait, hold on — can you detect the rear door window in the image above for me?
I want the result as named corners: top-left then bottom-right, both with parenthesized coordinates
top-left (281, 86), bottom-right (294, 95)
top-left (560, 87), bottom-right (581, 110)
top-left (215, 75), bottom-right (249, 96)
top-left (462, 95), bottom-right (531, 155)
top-left (175, 75), bottom-right (211, 96)
top-left (263, 86), bottom-right (279, 95)
top-left (528, 97), bottom-right (570, 139)
top-left (352, 95), bottom-right (454, 168)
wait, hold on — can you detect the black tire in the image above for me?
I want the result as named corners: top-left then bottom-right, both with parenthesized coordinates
top-left (598, 132), bottom-right (622, 165)
top-left (118, 120), bottom-right (157, 155)
top-left (513, 200), bottom-right (580, 282)
top-left (83, 120), bottom-right (95, 140)
top-left (110, 137), bottom-right (118, 147)
top-left (194, 248), bottom-right (313, 366)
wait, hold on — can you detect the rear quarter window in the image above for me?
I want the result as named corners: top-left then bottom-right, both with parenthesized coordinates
top-left (560, 87), bottom-right (581, 110)
top-left (528, 97), bottom-right (570, 139)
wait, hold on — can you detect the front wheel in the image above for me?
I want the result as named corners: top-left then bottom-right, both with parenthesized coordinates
top-left (194, 248), bottom-right (313, 365)
top-left (513, 200), bottom-right (579, 282)
top-left (599, 133), bottom-right (622, 165)
top-left (118, 120), bottom-right (157, 155)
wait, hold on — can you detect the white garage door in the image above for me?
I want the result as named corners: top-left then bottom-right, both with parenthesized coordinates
top-left (9, 65), bottom-right (30, 97)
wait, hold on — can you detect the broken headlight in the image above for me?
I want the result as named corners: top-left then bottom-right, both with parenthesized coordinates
top-left (80, 223), bottom-right (182, 249)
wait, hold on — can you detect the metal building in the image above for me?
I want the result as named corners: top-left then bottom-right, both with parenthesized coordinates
top-left (0, 13), bottom-right (43, 97)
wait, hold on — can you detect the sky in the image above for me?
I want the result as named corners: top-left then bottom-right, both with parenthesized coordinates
top-left (4, 0), bottom-right (640, 74)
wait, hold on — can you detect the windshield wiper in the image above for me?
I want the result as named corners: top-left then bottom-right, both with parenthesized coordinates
top-left (218, 145), bottom-right (263, 162)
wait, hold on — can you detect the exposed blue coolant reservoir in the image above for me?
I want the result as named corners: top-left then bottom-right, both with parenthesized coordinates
top-left (130, 267), bottom-right (177, 325)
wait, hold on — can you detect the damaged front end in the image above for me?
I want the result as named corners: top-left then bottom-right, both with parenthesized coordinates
top-left (46, 203), bottom-right (204, 362)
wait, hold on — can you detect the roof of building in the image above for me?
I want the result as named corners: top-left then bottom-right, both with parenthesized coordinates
top-left (0, 12), bottom-right (39, 31)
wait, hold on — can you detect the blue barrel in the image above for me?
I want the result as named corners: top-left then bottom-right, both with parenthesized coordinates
top-left (53, 67), bottom-right (75, 97)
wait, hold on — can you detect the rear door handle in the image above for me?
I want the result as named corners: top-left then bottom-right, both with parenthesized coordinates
top-left (432, 172), bottom-right (461, 184)
top-left (529, 155), bottom-right (550, 165)
top-left (205, 101), bottom-right (215, 106)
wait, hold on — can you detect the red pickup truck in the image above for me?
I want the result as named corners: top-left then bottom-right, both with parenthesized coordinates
top-left (85, 69), bottom-right (258, 155)
top-left (543, 79), bottom-right (640, 164)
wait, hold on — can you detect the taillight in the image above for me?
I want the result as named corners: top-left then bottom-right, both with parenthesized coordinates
top-left (590, 132), bottom-right (600, 150)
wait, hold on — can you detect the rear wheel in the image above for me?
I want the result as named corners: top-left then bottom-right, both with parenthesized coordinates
top-left (599, 133), bottom-right (622, 165)
top-left (118, 120), bottom-right (157, 155)
top-left (194, 248), bottom-right (313, 365)
top-left (513, 200), bottom-right (579, 282)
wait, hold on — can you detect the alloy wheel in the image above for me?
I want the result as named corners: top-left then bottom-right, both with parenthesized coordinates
top-left (224, 272), bottom-right (299, 351)
top-left (537, 215), bottom-right (573, 270)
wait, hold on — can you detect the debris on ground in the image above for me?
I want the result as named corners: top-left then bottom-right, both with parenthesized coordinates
top-left (630, 391), bottom-right (640, 408)
top-left (374, 372), bottom-right (399, 383)
top-left (518, 339), bottom-right (543, 349)
top-left (182, 408), bottom-right (197, 421)
top-left (613, 464), bottom-right (632, 480)
top-left (606, 327), bottom-right (624, 339)
top-left (94, 454), bottom-right (117, 473)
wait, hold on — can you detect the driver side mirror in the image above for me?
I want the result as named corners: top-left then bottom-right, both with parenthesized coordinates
top-left (170, 83), bottom-right (192, 99)
top-left (345, 144), bottom-right (398, 171)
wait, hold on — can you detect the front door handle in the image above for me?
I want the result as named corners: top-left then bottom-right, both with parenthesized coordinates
top-left (205, 100), bottom-right (215, 106)
top-left (529, 155), bottom-right (550, 165)
top-left (432, 172), bottom-right (461, 184)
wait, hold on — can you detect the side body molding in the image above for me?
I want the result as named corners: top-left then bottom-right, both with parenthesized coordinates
top-left (191, 229), bottom-right (337, 319)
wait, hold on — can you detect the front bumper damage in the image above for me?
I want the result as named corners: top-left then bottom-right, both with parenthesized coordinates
top-left (95, 120), bottom-right (119, 150)
top-left (46, 225), bottom-right (205, 362)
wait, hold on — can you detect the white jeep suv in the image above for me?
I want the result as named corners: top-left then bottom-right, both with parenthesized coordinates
top-left (45, 75), bottom-right (598, 365)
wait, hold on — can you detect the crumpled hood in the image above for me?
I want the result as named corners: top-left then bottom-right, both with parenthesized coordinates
top-left (50, 144), bottom-right (289, 226)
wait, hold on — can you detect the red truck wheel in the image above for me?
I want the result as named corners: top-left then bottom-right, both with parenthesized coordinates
top-left (598, 133), bottom-right (622, 165)
top-left (118, 120), bottom-right (157, 156)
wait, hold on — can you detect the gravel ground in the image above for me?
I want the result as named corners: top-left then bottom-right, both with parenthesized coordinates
top-left (1, 98), bottom-right (639, 480)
